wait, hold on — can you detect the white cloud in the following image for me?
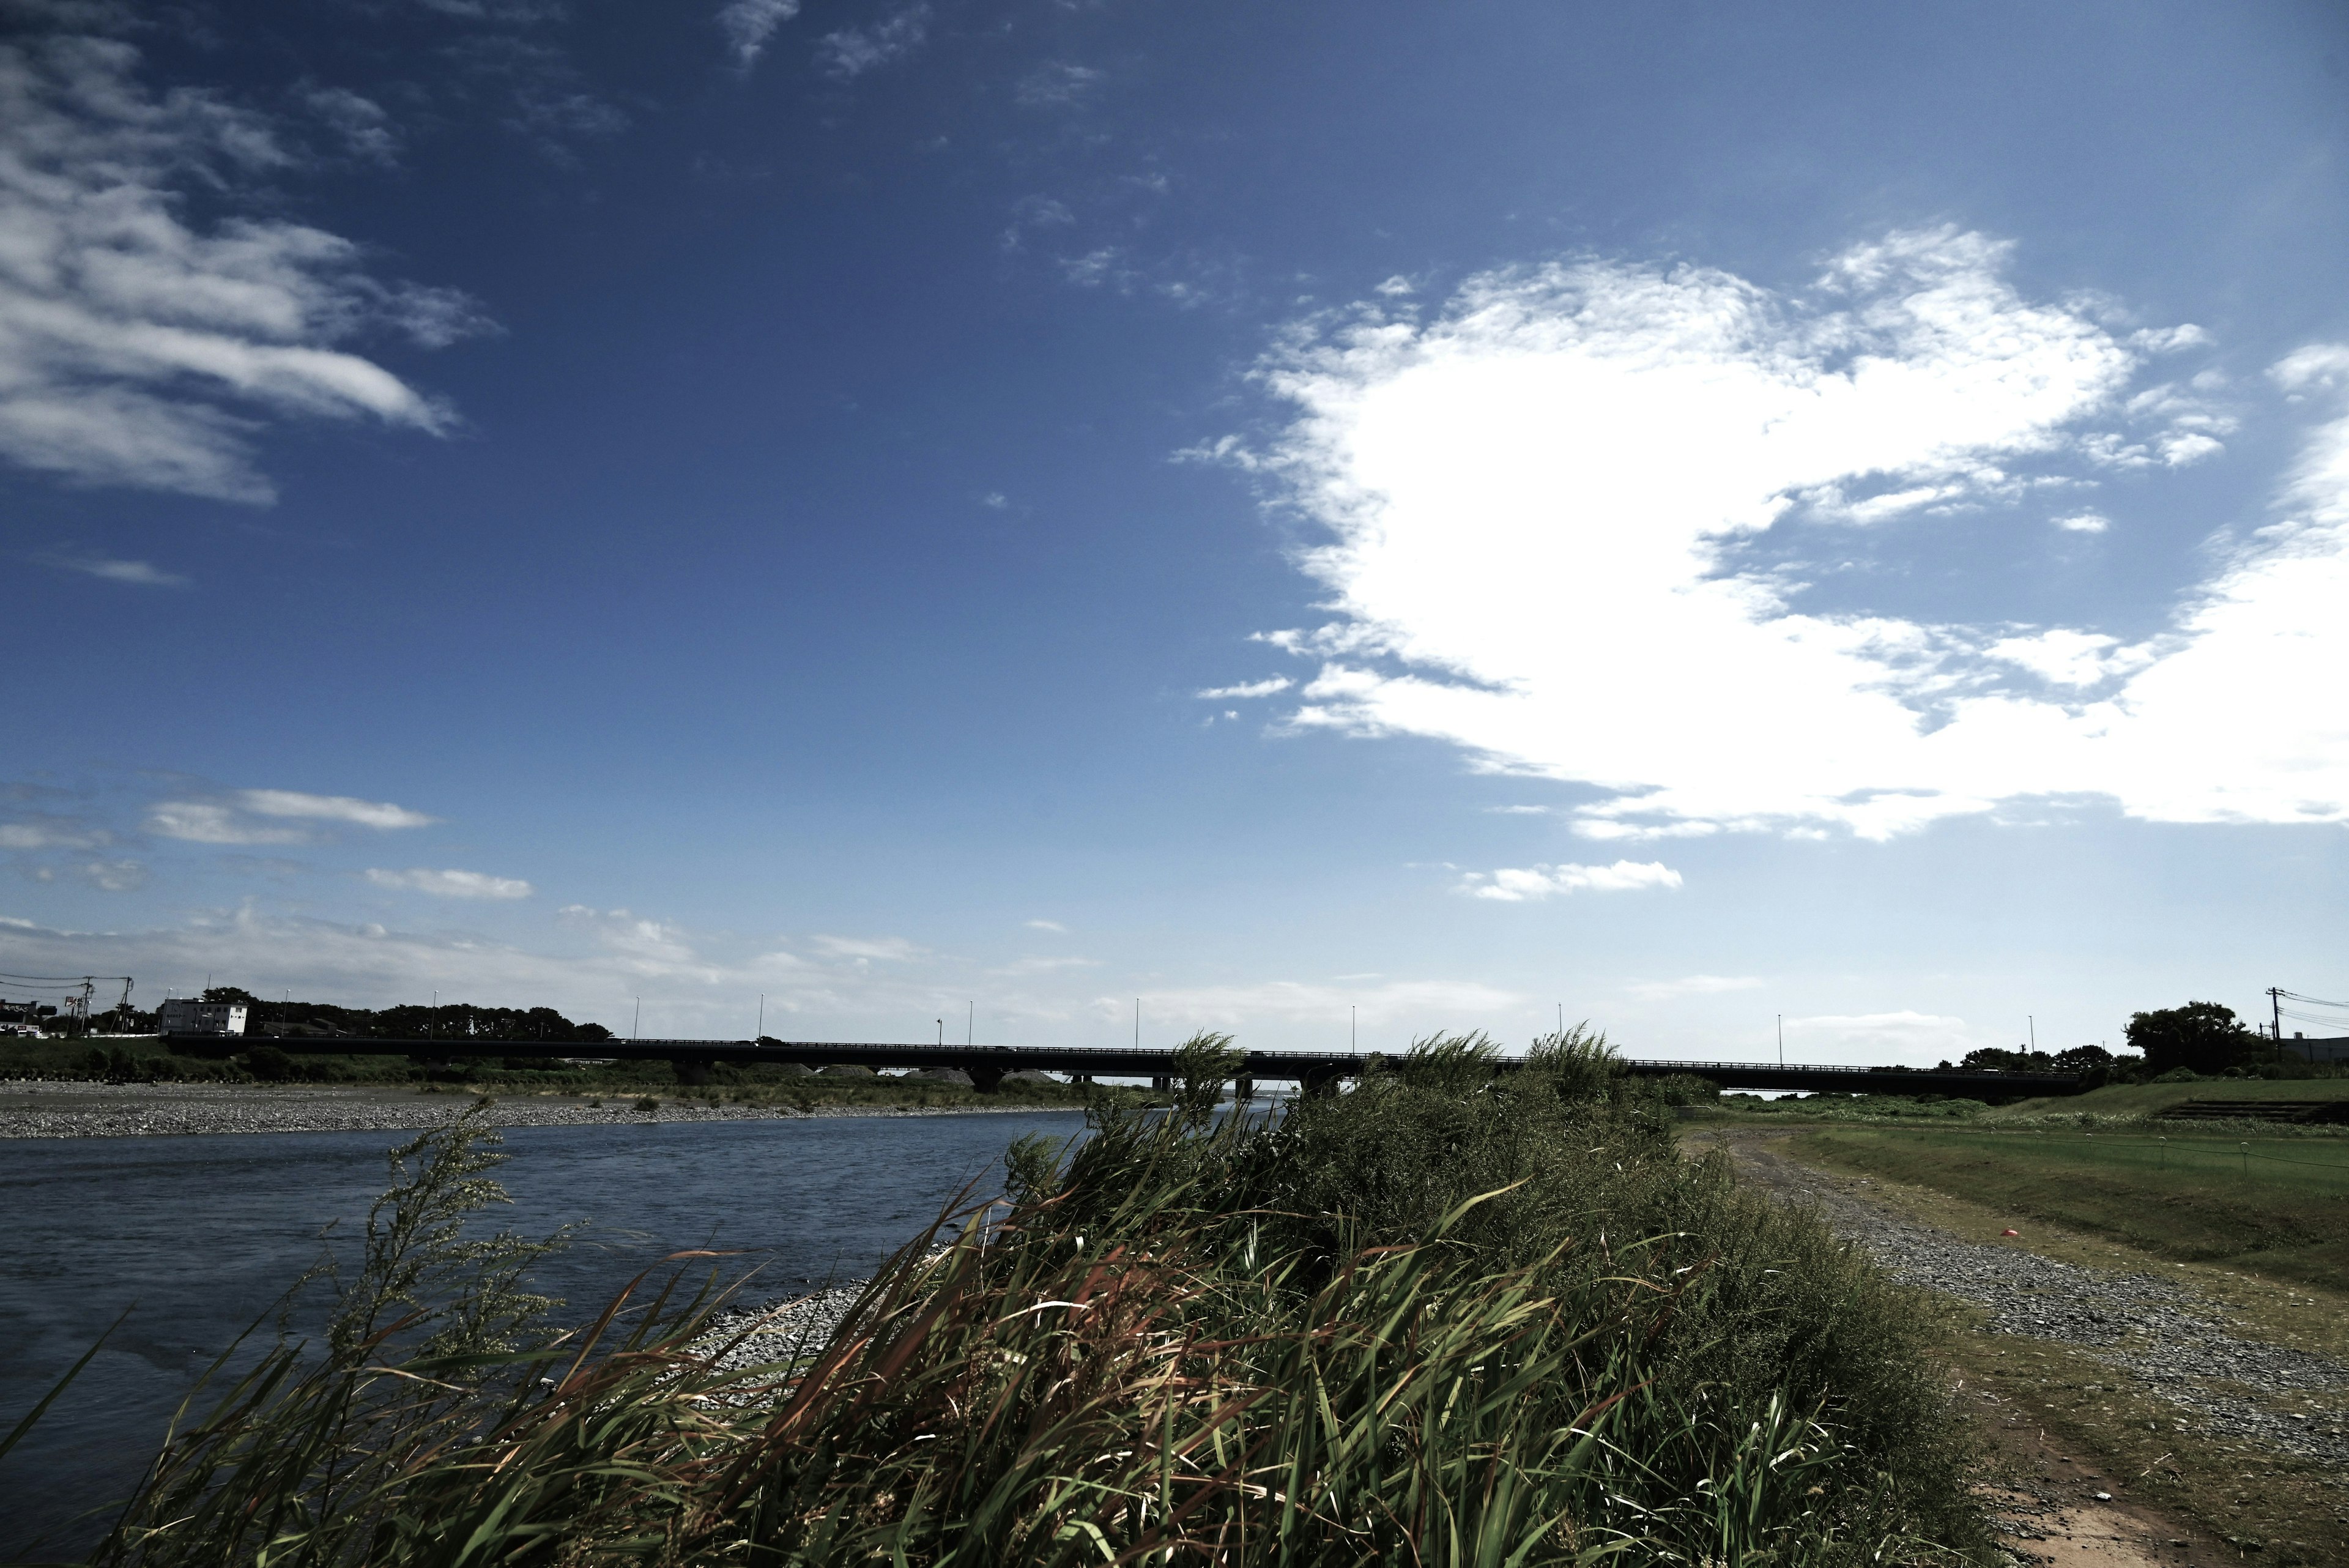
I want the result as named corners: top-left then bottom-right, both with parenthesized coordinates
top-left (147, 801), bottom-right (310, 844)
top-left (1238, 229), bottom-right (2349, 839)
top-left (76, 856), bottom-right (145, 890)
top-left (1111, 976), bottom-right (1523, 1031)
top-left (300, 86), bottom-right (398, 165)
top-left (2272, 343), bottom-right (2349, 395)
top-left (0, 34), bottom-right (488, 500)
top-left (1024, 918), bottom-right (1067, 933)
top-left (1627, 973), bottom-right (1762, 1000)
top-left (980, 491), bottom-right (1009, 508)
top-left (237, 789), bottom-right (435, 828)
top-left (1783, 1010), bottom-right (1978, 1061)
top-left (0, 816), bottom-right (103, 849)
top-left (34, 550), bottom-right (185, 585)
top-left (715, 0), bottom-right (800, 67)
top-left (365, 866), bottom-right (532, 899)
top-left (1017, 61), bottom-right (1103, 108)
top-left (1197, 676), bottom-right (1291, 700)
top-left (1460, 860), bottom-right (1683, 901)
top-left (1373, 275), bottom-right (1415, 298)
top-left (2054, 511), bottom-right (2110, 533)
top-left (817, 6), bottom-right (928, 79)
top-left (812, 933), bottom-right (923, 963)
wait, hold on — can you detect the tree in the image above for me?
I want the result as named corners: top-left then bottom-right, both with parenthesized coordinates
top-left (2124, 1001), bottom-right (2258, 1074)
top-left (1959, 1047), bottom-right (2034, 1072)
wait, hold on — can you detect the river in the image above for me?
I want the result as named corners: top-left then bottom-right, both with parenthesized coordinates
top-left (0, 1110), bottom-right (1091, 1556)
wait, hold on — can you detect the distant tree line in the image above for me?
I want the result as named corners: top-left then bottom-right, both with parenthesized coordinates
top-left (1928, 1000), bottom-right (2319, 1083)
top-left (198, 987), bottom-right (613, 1044)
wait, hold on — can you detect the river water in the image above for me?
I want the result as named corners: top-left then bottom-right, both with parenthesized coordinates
top-left (0, 1111), bottom-right (1091, 1556)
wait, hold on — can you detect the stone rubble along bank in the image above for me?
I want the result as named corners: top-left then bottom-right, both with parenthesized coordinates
top-left (1718, 1134), bottom-right (2349, 1466)
top-left (0, 1080), bottom-right (1057, 1140)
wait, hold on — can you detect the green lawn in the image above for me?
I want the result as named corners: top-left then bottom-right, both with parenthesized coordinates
top-left (1795, 1124), bottom-right (2349, 1290)
top-left (1986, 1076), bottom-right (2349, 1121)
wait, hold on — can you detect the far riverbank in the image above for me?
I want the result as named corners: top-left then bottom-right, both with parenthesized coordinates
top-left (0, 1080), bottom-right (1061, 1140)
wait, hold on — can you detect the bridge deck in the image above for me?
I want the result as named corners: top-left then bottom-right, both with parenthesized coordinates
top-left (171, 1035), bottom-right (2082, 1096)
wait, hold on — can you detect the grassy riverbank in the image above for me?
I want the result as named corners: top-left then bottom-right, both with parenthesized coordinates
top-left (0, 1034), bottom-right (1120, 1112)
top-left (24, 1033), bottom-right (1987, 1566)
top-left (1794, 1124), bottom-right (2349, 1291)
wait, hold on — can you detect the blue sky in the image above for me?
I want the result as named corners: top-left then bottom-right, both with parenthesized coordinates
top-left (4, 0), bottom-right (2346, 1060)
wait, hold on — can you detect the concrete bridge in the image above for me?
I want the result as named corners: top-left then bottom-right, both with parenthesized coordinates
top-left (179, 1034), bottom-right (2084, 1098)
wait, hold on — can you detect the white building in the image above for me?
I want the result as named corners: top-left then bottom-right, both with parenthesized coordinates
top-left (157, 998), bottom-right (248, 1036)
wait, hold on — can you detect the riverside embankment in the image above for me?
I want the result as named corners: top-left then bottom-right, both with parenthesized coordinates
top-left (1705, 1127), bottom-right (2349, 1566)
top-left (0, 1079), bottom-right (1071, 1140)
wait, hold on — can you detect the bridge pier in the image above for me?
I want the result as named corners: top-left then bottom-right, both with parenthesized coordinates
top-left (1231, 1076), bottom-right (1254, 1102)
top-left (967, 1063), bottom-right (1006, 1094)
top-left (673, 1057), bottom-right (716, 1087)
top-left (1301, 1065), bottom-right (1343, 1099)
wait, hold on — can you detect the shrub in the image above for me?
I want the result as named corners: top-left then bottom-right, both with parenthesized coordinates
top-left (242, 1045), bottom-right (294, 1082)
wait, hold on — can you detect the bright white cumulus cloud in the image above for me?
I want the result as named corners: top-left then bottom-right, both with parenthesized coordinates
top-left (365, 867), bottom-right (532, 900)
top-left (1230, 228), bottom-right (2349, 840)
top-left (1461, 860), bottom-right (1682, 901)
top-left (0, 33), bottom-right (488, 500)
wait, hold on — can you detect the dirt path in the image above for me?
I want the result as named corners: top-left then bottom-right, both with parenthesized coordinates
top-left (1703, 1128), bottom-right (2345, 1568)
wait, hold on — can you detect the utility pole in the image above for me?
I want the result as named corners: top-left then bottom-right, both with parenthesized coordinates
top-left (1351, 1004), bottom-right (1357, 1052)
top-left (2028, 1016), bottom-right (2036, 1056)
top-left (1776, 1014), bottom-right (1783, 1068)
top-left (633, 997), bottom-right (640, 1041)
top-left (967, 1001), bottom-right (973, 1047)
top-left (2271, 987), bottom-right (2284, 1042)
top-left (757, 994), bottom-right (763, 1040)
top-left (936, 1017), bottom-right (943, 1047)
top-left (1134, 998), bottom-right (1140, 1051)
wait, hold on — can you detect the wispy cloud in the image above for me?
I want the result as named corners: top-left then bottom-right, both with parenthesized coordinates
top-left (1460, 861), bottom-right (1682, 902)
top-left (148, 788), bottom-right (434, 844)
top-left (147, 803), bottom-right (311, 845)
top-left (1107, 977), bottom-right (1523, 1033)
top-left (0, 34), bottom-right (491, 501)
top-left (0, 815), bottom-right (105, 850)
top-left (300, 85), bottom-right (399, 165)
top-left (34, 551), bottom-right (187, 587)
top-left (365, 867), bottom-right (532, 899)
top-left (1197, 677), bottom-right (1291, 700)
top-left (1238, 228), bottom-right (2349, 839)
top-left (1627, 974), bottom-right (1762, 1001)
top-left (817, 6), bottom-right (928, 79)
top-left (75, 857), bottom-right (146, 890)
top-left (1024, 918), bottom-right (1067, 933)
top-left (1017, 61), bottom-right (1102, 108)
top-left (715, 0), bottom-right (799, 67)
top-left (812, 934), bottom-right (924, 963)
top-left (238, 790), bottom-right (436, 829)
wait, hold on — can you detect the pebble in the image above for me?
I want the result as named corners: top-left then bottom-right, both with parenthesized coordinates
top-left (0, 1080), bottom-right (1052, 1140)
top-left (1726, 1137), bottom-right (2349, 1465)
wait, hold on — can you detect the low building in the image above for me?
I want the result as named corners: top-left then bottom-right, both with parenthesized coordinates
top-left (157, 998), bottom-right (248, 1036)
top-left (2280, 1033), bottom-right (2349, 1066)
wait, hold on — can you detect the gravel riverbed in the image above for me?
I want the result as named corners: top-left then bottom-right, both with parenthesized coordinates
top-left (0, 1080), bottom-right (1053, 1140)
top-left (1717, 1132), bottom-right (2349, 1466)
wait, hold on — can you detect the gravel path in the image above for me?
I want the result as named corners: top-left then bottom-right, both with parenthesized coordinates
top-left (0, 1080), bottom-right (1056, 1140)
top-left (1715, 1132), bottom-right (2349, 1466)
